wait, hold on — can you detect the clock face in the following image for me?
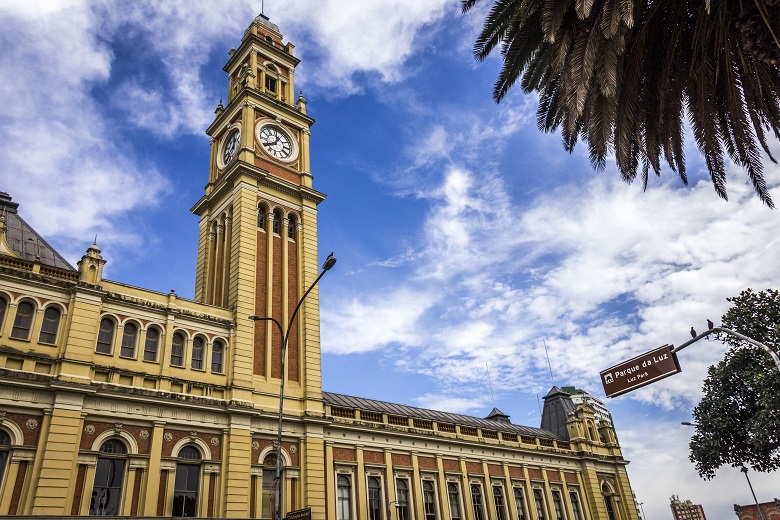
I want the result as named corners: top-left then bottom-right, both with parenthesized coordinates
top-left (222, 129), bottom-right (240, 164)
top-left (259, 125), bottom-right (292, 159)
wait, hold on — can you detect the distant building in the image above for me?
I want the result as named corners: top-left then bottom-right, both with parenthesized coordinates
top-left (561, 386), bottom-right (613, 425)
top-left (734, 499), bottom-right (780, 520)
top-left (670, 495), bottom-right (707, 520)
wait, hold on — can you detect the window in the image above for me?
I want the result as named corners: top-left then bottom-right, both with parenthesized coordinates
top-left (513, 488), bottom-right (528, 520)
top-left (89, 439), bottom-right (128, 515)
top-left (10, 301), bottom-right (34, 339)
top-left (287, 219), bottom-right (295, 239)
top-left (211, 340), bottom-right (224, 373)
top-left (423, 481), bottom-right (437, 520)
top-left (171, 333), bottom-right (185, 366)
top-left (396, 479), bottom-right (410, 520)
top-left (38, 306), bottom-right (61, 343)
top-left (272, 214), bottom-right (280, 234)
top-left (192, 337), bottom-right (204, 369)
top-left (96, 318), bottom-right (115, 353)
top-left (471, 484), bottom-right (485, 520)
top-left (173, 446), bottom-right (201, 517)
top-left (368, 476), bottom-right (382, 520)
top-left (261, 455), bottom-right (277, 519)
top-left (144, 328), bottom-right (160, 362)
top-left (265, 76), bottom-right (277, 93)
top-left (448, 483), bottom-right (462, 520)
top-left (602, 485), bottom-right (617, 520)
top-left (258, 207), bottom-right (266, 229)
top-left (120, 323), bottom-right (138, 357)
top-left (569, 492), bottom-right (583, 520)
top-left (552, 490), bottom-right (566, 520)
top-left (493, 486), bottom-right (507, 520)
top-left (0, 430), bottom-right (10, 493)
top-left (0, 297), bottom-right (7, 332)
top-left (533, 489), bottom-right (547, 520)
top-left (337, 475), bottom-right (352, 520)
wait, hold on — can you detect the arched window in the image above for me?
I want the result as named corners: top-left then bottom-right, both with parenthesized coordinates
top-left (396, 479), bottom-right (410, 520)
top-left (569, 492), bottom-right (583, 520)
top-left (171, 332), bottom-right (185, 366)
top-left (173, 446), bottom-right (201, 517)
top-left (272, 211), bottom-right (281, 234)
top-left (337, 475), bottom-right (352, 520)
top-left (423, 481), bottom-right (437, 520)
top-left (493, 485), bottom-right (507, 520)
top-left (39, 306), bottom-right (61, 343)
top-left (287, 217), bottom-right (296, 239)
top-left (448, 483), bottom-right (462, 520)
top-left (0, 296), bottom-right (8, 332)
top-left (89, 438), bottom-right (128, 515)
top-left (368, 476), bottom-right (382, 520)
top-left (261, 452), bottom-right (278, 518)
top-left (10, 301), bottom-right (34, 339)
top-left (143, 328), bottom-right (160, 362)
top-left (96, 318), bottom-right (115, 353)
top-left (0, 430), bottom-right (10, 493)
top-left (602, 484), bottom-right (618, 520)
top-left (471, 484), bottom-right (485, 520)
top-left (513, 488), bottom-right (528, 520)
top-left (120, 323), bottom-right (138, 358)
top-left (257, 207), bottom-right (266, 230)
top-left (533, 489), bottom-right (548, 520)
top-left (551, 490), bottom-right (565, 520)
top-left (211, 340), bottom-right (224, 373)
top-left (192, 337), bottom-right (204, 369)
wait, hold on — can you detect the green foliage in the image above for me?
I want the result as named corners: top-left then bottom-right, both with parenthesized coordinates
top-left (462, 0), bottom-right (780, 206)
top-left (690, 289), bottom-right (780, 479)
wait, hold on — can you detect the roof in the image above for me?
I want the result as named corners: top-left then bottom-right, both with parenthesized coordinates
top-left (540, 386), bottom-right (576, 440)
top-left (0, 193), bottom-right (75, 270)
top-left (323, 391), bottom-right (561, 439)
top-left (253, 13), bottom-right (280, 35)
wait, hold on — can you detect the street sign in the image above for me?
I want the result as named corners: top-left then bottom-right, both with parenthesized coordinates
top-left (286, 508), bottom-right (312, 520)
top-left (600, 344), bottom-right (681, 398)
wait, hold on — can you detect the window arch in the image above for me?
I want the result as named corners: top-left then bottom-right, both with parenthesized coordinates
top-left (261, 452), bottom-right (279, 518)
top-left (533, 489), bottom-right (547, 520)
top-left (10, 301), bottom-right (34, 339)
top-left (143, 327), bottom-right (161, 362)
top-left (448, 483), bottom-right (462, 520)
top-left (368, 476), bottom-right (382, 520)
top-left (120, 322), bottom-right (138, 358)
top-left (0, 295), bottom-right (8, 333)
top-left (569, 491), bottom-right (583, 520)
top-left (0, 429), bottom-right (10, 495)
top-left (337, 475), bottom-right (352, 520)
top-left (191, 336), bottom-right (205, 369)
top-left (89, 438), bottom-right (128, 515)
top-left (471, 484), bottom-right (485, 520)
top-left (513, 487), bottom-right (528, 520)
top-left (171, 332), bottom-right (185, 367)
top-left (396, 479), bottom-right (410, 520)
top-left (493, 485), bottom-right (507, 520)
top-left (257, 206), bottom-right (267, 230)
top-left (173, 445), bottom-right (202, 517)
top-left (211, 339), bottom-right (225, 373)
top-left (423, 481), bottom-right (437, 520)
top-left (96, 318), bottom-right (115, 354)
top-left (38, 306), bottom-right (62, 343)
top-left (602, 483), bottom-right (618, 520)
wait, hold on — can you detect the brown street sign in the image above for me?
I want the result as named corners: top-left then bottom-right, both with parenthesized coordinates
top-left (286, 508), bottom-right (312, 520)
top-left (600, 344), bottom-right (682, 398)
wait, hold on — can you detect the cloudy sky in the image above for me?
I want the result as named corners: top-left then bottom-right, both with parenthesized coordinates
top-left (1, 1), bottom-right (778, 518)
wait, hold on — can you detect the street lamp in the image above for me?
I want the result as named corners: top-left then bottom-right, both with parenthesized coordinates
top-left (249, 252), bottom-right (337, 520)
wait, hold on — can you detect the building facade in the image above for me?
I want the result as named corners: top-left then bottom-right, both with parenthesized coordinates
top-left (734, 500), bottom-right (780, 520)
top-left (560, 387), bottom-right (612, 426)
top-left (0, 14), bottom-right (639, 520)
top-left (669, 496), bottom-right (707, 520)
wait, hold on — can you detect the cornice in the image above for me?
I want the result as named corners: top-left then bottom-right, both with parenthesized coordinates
top-left (224, 33), bottom-right (300, 74)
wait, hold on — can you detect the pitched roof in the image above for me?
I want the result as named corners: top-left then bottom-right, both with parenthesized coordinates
top-left (540, 386), bottom-right (576, 440)
top-left (323, 391), bottom-right (561, 439)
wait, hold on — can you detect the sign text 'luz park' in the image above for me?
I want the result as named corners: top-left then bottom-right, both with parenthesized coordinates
top-left (600, 344), bottom-right (681, 398)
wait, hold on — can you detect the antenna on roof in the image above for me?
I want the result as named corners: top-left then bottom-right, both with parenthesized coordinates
top-left (542, 338), bottom-right (556, 387)
top-left (261, 0), bottom-right (264, 15)
top-left (485, 363), bottom-right (496, 408)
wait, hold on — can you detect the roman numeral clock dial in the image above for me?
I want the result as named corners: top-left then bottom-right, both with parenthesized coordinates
top-left (258, 125), bottom-right (293, 160)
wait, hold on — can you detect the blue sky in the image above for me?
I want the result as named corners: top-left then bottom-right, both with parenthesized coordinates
top-left (1, 1), bottom-right (779, 518)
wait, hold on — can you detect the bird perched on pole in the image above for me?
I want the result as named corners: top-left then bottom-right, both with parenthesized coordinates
top-left (690, 327), bottom-right (697, 338)
top-left (707, 319), bottom-right (714, 330)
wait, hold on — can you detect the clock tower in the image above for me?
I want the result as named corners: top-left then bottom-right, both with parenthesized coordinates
top-left (190, 15), bottom-right (327, 514)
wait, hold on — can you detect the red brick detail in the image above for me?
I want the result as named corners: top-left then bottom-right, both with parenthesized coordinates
top-left (442, 459), bottom-right (460, 472)
top-left (488, 464), bottom-right (504, 476)
top-left (8, 460), bottom-right (28, 514)
top-left (130, 469), bottom-right (143, 515)
top-left (465, 461), bottom-right (482, 474)
top-left (392, 453), bottom-right (412, 467)
top-left (156, 470), bottom-right (167, 516)
top-left (287, 236), bottom-right (299, 383)
top-left (250, 475), bottom-right (257, 517)
top-left (284, 441), bottom-right (300, 467)
top-left (364, 451), bottom-right (384, 464)
top-left (208, 473), bottom-right (216, 516)
top-left (162, 429), bottom-right (220, 460)
top-left (508, 466), bottom-right (523, 478)
top-left (254, 157), bottom-right (302, 185)
top-left (5, 413), bottom-right (43, 445)
top-left (333, 448), bottom-right (356, 462)
top-left (418, 456), bottom-right (437, 470)
top-left (254, 225), bottom-right (268, 376)
top-left (271, 232), bottom-right (283, 378)
top-left (252, 438), bottom-right (299, 466)
top-left (71, 464), bottom-right (87, 514)
top-left (79, 422), bottom-right (151, 454)
top-left (546, 469), bottom-right (561, 482)
top-left (527, 468), bottom-right (543, 480)
top-left (564, 472), bottom-right (578, 484)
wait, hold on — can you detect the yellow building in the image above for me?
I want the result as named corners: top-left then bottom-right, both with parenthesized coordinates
top-left (0, 14), bottom-right (639, 520)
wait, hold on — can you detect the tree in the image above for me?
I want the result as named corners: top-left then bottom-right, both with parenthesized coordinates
top-left (462, 0), bottom-right (780, 207)
top-left (689, 289), bottom-right (780, 479)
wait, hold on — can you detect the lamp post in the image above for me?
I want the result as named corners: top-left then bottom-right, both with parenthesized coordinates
top-left (673, 326), bottom-right (780, 373)
top-left (249, 252), bottom-right (337, 520)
